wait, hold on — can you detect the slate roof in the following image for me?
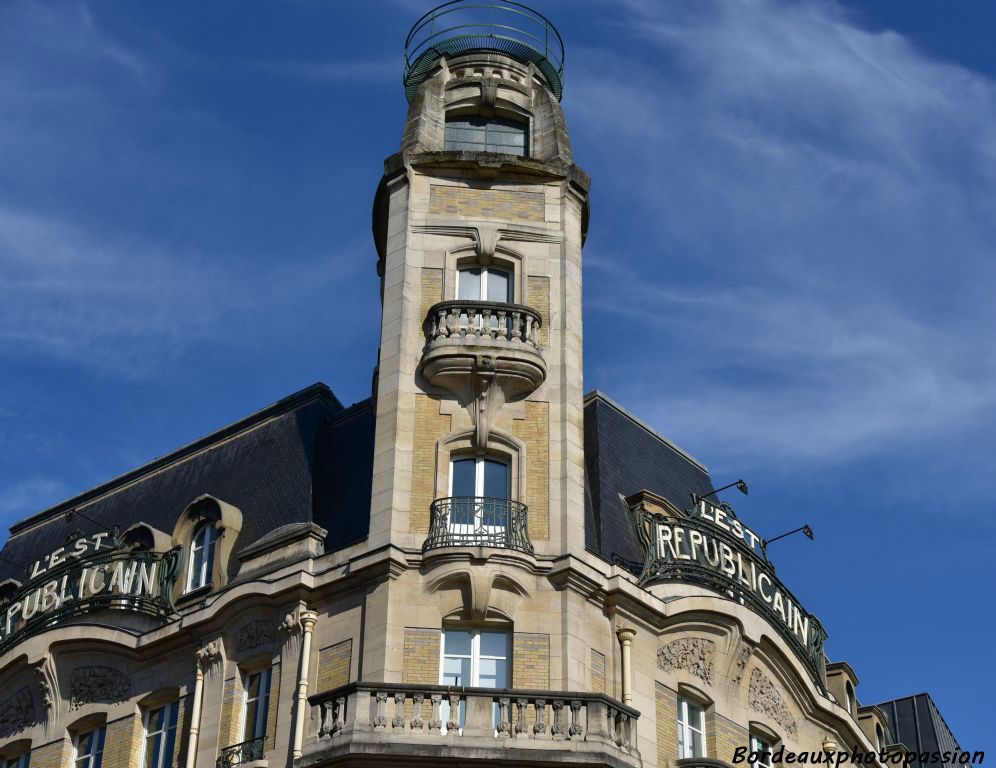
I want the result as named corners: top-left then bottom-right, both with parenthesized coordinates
top-left (583, 390), bottom-right (715, 568)
top-left (0, 383), bottom-right (374, 583)
top-left (875, 694), bottom-right (962, 765)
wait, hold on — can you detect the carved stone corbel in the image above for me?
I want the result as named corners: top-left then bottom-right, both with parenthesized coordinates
top-left (30, 654), bottom-right (57, 717)
top-left (480, 75), bottom-right (498, 118)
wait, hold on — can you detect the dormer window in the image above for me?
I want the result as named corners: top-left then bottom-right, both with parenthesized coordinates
top-left (445, 116), bottom-right (528, 156)
top-left (186, 523), bottom-right (217, 592)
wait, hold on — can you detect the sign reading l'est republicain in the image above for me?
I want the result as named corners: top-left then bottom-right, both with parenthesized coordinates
top-left (633, 501), bottom-right (827, 681)
top-left (0, 531), bottom-right (181, 653)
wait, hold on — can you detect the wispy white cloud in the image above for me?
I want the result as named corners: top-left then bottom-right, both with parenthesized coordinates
top-left (573, 0), bottom-right (996, 468)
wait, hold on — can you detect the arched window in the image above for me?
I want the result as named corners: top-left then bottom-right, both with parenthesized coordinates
top-left (876, 724), bottom-right (885, 750)
top-left (186, 523), bottom-right (217, 592)
top-left (439, 628), bottom-right (509, 732)
top-left (445, 116), bottom-right (528, 156)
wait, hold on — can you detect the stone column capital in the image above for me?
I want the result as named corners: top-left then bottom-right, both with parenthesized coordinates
top-left (616, 627), bottom-right (637, 645)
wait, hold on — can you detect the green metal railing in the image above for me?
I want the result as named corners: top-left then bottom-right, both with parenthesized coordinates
top-left (403, 1), bottom-right (565, 102)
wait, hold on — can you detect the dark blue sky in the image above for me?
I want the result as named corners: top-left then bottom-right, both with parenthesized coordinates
top-left (2, 0), bottom-right (993, 750)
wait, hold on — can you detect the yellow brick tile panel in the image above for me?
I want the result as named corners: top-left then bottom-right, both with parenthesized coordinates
top-left (590, 649), bottom-right (606, 694)
top-left (30, 739), bottom-right (71, 768)
top-left (265, 663), bottom-right (280, 752)
top-left (410, 396), bottom-right (451, 534)
top-left (317, 639), bottom-right (353, 692)
top-left (428, 185), bottom-right (544, 222)
top-left (656, 682), bottom-right (679, 768)
top-left (511, 401), bottom-right (549, 541)
top-left (101, 713), bottom-right (143, 768)
top-left (218, 675), bottom-right (242, 750)
top-left (402, 628), bottom-right (441, 684)
top-left (420, 267), bottom-right (443, 324)
top-left (512, 632), bottom-right (550, 689)
top-left (527, 276), bottom-right (550, 347)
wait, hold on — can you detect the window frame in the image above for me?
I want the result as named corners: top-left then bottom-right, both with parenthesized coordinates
top-left (242, 667), bottom-right (272, 744)
top-left (444, 115), bottom-right (529, 156)
top-left (677, 696), bottom-right (707, 759)
top-left (141, 700), bottom-right (179, 768)
top-left (438, 628), bottom-right (511, 734)
top-left (185, 522), bottom-right (218, 593)
top-left (456, 265), bottom-right (512, 304)
top-left (72, 726), bottom-right (106, 768)
top-left (750, 733), bottom-right (774, 768)
top-left (3, 753), bottom-right (30, 768)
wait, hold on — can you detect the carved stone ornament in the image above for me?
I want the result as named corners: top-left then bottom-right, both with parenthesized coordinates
top-left (69, 666), bottom-right (132, 711)
top-left (730, 640), bottom-right (754, 688)
top-left (195, 641), bottom-right (221, 669)
top-left (657, 637), bottom-right (716, 685)
top-left (0, 687), bottom-right (36, 738)
top-left (236, 620), bottom-right (276, 652)
top-left (31, 655), bottom-right (56, 713)
top-left (748, 667), bottom-right (798, 738)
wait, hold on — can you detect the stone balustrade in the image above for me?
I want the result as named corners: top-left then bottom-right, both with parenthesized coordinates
top-left (307, 683), bottom-right (641, 768)
top-left (425, 300), bottom-right (542, 348)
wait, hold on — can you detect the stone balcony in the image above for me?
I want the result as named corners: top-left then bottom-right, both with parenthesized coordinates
top-left (305, 683), bottom-right (641, 768)
top-left (420, 300), bottom-right (546, 400)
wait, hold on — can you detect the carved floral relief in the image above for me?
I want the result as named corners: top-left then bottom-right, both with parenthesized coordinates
top-left (748, 667), bottom-right (798, 738)
top-left (656, 637), bottom-right (716, 685)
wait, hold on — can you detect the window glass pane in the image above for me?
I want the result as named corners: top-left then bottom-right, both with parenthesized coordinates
top-left (477, 657), bottom-right (508, 688)
top-left (690, 726), bottom-right (704, 756)
top-left (458, 268), bottom-right (482, 300)
top-left (444, 629), bottom-right (473, 656)
top-left (486, 269), bottom-right (510, 303)
top-left (482, 460), bottom-right (509, 499)
top-left (442, 656), bottom-right (471, 686)
top-left (479, 631), bottom-right (508, 658)
top-left (451, 459), bottom-right (476, 498)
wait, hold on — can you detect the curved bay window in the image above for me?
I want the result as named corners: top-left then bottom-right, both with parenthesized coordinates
top-left (445, 116), bottom-right (528, 156)
top-left (185, 522), bottom-right (217, 593)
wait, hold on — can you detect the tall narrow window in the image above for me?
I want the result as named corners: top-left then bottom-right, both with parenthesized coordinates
top-left (439, 629), bottom-right (509, 732)
top-left (243, 668), bottom-right (271, 744)
top-left (4, 754), bottom-right (30, 768)
top-left (143, 701), bottom-right (179, 768)
top-left (73, 726), bottom-right (106, 768)
top-left (677, 696), bottom-right (706, 759)
top-left (457, 265), bottom-right (512, 335)
top-left (449, 457), bottom-right (511, 544)
top-left (845, 681), bottom-right (854, 716)
top-left (186, 522), bottom-right (217, 592)
top-left (445, 116), bottom-right (528, 156)
top-left (750, 734), bottom-right (774, 768)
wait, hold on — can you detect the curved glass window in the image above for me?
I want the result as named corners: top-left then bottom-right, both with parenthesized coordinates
top-left (186, 523), bottom-right (217, 592)
top-left (445, 117), bottom-right (528, 156)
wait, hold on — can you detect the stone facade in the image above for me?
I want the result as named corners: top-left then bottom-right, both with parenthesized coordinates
top-left (0, 10), bottom-right (918, 768)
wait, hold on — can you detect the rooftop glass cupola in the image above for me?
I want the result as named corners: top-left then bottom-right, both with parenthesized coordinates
top-left (403, 0), bottom-right (565, 103)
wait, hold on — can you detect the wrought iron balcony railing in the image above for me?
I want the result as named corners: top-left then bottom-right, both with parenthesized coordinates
top-left (426, 300), bottom-right (541, 348)
top-left (404, 1), bottom-right (565, 102)
top-left (216, 736), bottom-right (265, 768)
top-left (424, 497), bottom-right (533, 554)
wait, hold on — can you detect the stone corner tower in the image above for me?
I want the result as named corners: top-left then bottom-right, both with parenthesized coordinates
top-left (368, 0), bottom-right (588, 591)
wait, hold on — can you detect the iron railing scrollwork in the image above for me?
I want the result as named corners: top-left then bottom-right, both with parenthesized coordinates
top-left (424, 497), bottom-right (533, 554)
top-left (216, 736), bottom-right (265, 768)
